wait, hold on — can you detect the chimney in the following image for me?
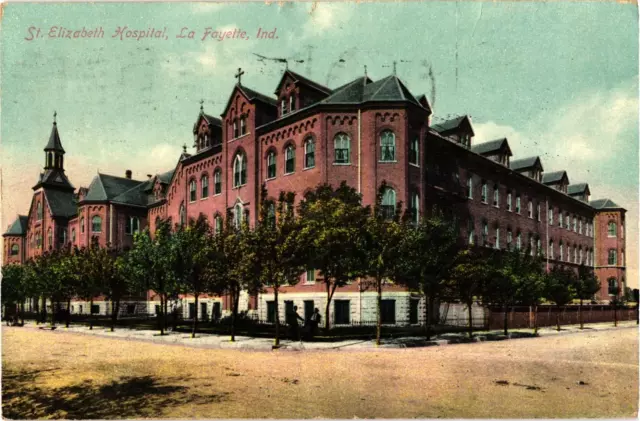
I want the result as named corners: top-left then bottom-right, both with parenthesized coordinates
top-left (147, 174), bottom-right (152, 179)
top-left (125, 170), bottom-right (132, 179)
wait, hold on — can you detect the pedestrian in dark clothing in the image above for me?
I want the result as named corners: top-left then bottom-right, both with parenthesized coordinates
top-left (309, 308), bottom-right (321, 338)
top-left (286, 305), bottom-right (304, 341)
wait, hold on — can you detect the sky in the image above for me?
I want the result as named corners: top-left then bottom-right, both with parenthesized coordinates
top-left (1, 2), bottom-right (638, 286)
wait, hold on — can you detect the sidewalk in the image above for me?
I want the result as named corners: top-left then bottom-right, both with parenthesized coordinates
top-left (17, 320), bottom-right (637, 351)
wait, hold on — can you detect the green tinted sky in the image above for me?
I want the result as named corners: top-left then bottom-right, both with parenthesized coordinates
top-left (1, 1), bottom-right (638, 282)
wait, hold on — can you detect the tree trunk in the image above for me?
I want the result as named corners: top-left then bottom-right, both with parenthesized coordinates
top-left (467, 299), bottom-right (473, 339)
top-left (50, 297), bottom-right (56, 328)
top-left (40, 296), bottom-right (47, 325)
top-left (579, 299), bottom-right (584, 329)
top-left (66, 298), bottom-right (71, 328)
top-left (533, 305), bottom-right (539, 334)
top-left (20, 302), bottom-right (24, 326)
top-left (424, 295), bottom-right (432, 341)
top-left (163, 297), bottom-right (168, 333)
top-left (159, 295), bottom-right (165, 336)
top-left (273, 287), bottom-right (280, 347)
top-left (111, 299), bottom-right (120, 332)
top-left (556, 305), bottom-right (561, 331)
top-left (230, 288), bottom-right (239, 342)
top-left (503, 303), bottom-right (508, 336)
top-left (90, 298), bottom-right (94, 330)
top-left (324, 282), bottom-right (331, 334)
top-left (614, 301), bottom-right (618, 327)
top-left (192, 293), bottom-right (199, 338)
top-left (376, 279), bottom-right (382, 346)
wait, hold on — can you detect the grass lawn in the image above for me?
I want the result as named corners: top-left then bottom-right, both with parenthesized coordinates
top-left (2, 326), bottom-right (637, 419)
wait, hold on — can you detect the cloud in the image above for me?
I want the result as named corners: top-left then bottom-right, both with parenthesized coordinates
top-left (190, 3), bottom-right (225, 13)
top-left (301, 3), bottom-right (354, 38)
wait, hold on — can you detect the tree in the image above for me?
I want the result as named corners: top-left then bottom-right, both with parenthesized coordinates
top-left (255, 186), bottom-right (306, 347)
top-left (543, 265), bottom-right (576, 331)
top-left (298, 182), bottom-right (369, 333)
top-left (396, 215), bottom-right (460, 340)
top-left (449, 248), bottom-right (491, 339)
top-left (173, 214), bottom-right (214, 338)
top-left (1, 264), bottom-right (27, 325)
top-left (362, 182), bottom-right (405, 346)
top-left (52, 245), bottom-right (81, 328)
top-left (75, 244), bottom-right (102, 330)
top-left (574, 264), bottom-right (601, 329)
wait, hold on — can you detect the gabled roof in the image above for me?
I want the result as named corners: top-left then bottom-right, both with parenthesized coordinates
top-left (431, 115), bottom-right (475, 136)
top-left (83, 173), bottom-right (144, 202)
top-left (222, 84), bottom-right (277, 116)
top-left (275, 69), bottom-right (332, 95)
top-left (3, 216), bottom-right (28, 236)
top-left (567, 183), bottom-right (590, 196)
top-left (33, 169), bottom-right (74, 191)
top-left (590, 198), bottom-right (624, 210)
top-left (157, 169), bottom-right (174, 184)
top-left (416, 94), bottom-right (432, 112)
top-left (542, 170), bottom-right (569, 185)
top-left (320, 74), bottom-right (421, 107)
top-left (510, 156), bottom-right (543, 172)
top-left (193, 111), bottom-right (222, 133)
top-left (471, 138), bottom-right (512, 156)
top-left (44, 189), bottom-right (77, 218)
top-left (45, 122), bottom-right (65, 153)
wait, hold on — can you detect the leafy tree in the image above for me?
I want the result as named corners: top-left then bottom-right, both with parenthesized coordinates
top-left (173, 214), bottom-right (214, 338)
top-left (574, 264), bottom-right (601, 329)
top-left (298, 182), bottom-right (369, 332)
top-left (544, 265), bottom-right (576, 331)
top-left (52, 245), bottom-right (81, 328)
top-left (255, 186), bottom-right (306, 347)
top-left (75, 244), bottom-right (102, 330)
top-left (362, 182), bottom-right (405, 345)
top-left (396, 214), bottom-right (460, 340)
top-left (1, 264), bottom-right (27, 325)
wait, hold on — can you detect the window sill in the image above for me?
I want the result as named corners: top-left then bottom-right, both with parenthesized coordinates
top-left (228, 133), bottom-right (251, 143)
top-left (493, 205), bottom-right (499, 209)
top-left (231, 184), bottom-right (247, 190)
top-left (265, 177), bottom-right (276, 182)
top-left (200, 197), bottom-right (209, 201)
top-left (379, 160), bottom-right (398, 164)
top-left (409, 163), bottom-right (420, 168)
top-left (303, 166), bottom-right (316, 171)
top-left (333, 162), bottom-right (351, 166)
top-left (189, 200), bottom-right (196, 204)
top-left (481, 201), bottom-right (488, 205)
top-left (214, 193), bottom-right (222, 197)
top-left (283, 172), bottom-right (295, 177)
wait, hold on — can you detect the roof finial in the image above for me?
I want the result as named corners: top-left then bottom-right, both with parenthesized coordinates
top-left (235, 67), bottom-right (245, 85)
top-left (393, 61), bottom-right (397, 76)
top-left (53, 111), bottom-right (57, 125)
top-left (199, 99), bottom-right (204, 113)
top-left (183, 143), bottom-right (187, 154)
top-left (364, 65), bottom-right (367, 78)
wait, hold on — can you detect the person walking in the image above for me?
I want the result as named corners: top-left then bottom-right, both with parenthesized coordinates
top-left (287, 305), bottom-right (304, 341)
top-left (309, 308), bottom-right (321, 339)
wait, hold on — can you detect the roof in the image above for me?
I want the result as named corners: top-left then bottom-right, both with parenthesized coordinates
top-left (83, 173), bottom-right (145, 202)
top-left (45, 122), bottom-right (65, 153)
top-left (111, 180), bottom-right (154, 207)
top-left (157, 169), bottom-right (175, 184)
top-left (44, 189), bottom-right (77, 218)
top-left (590, 198), bottom-right (624, 210)
top-left (33, 169), bottom-right (74, 191)
top-left (222, 84), bottom-right (277, 116)
top-left (416, 94), bottom-right (432, 111)
top-left (275, 70), bottom-right (332, 95)
top-left (510, 156), bottom-right (543, 172)
top-left (542, 170), bottom-right (568, 184)
top-left (3, 216), bottom-right (28, 236)
top-left (320, 74), bottom-right (421, 107)
top-left (567, 183), bottom-right (590, 195)
top-left (471, 138), bottom-right (512, 156)
top-left (193, 111), bottom-right (222, 133)
top-left (431, 115), bottom-right (474, 136)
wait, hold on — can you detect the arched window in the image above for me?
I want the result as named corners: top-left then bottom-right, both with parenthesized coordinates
top-left (579, 248), bottom-right (583, 264)
top-left (493, 185), bottom-right (499, 207)
top-left (201, 175), bottom-right (209, 198)
top-left (529, 234), bottom-right (534, 256)
top-left (380, 130), bottom-right (396, 162)
top-left (71, 228), bottom-right (76, 244)
top-left (189, 179), bottom-right (197, 202)
top-left (334, 133), bottom-right (350, 164)
top-left (36, 201), bottom-right (43, 221)
top-left (495, 227), bottom-right (500, 249)
top-left (507, 229), bottom-right (513, 249)
top-left (304, 137), bottom-right (315, 169)
top-left (179, 203), bottom-right (186, 226)
top-left (537, 237), bottom-right (542, 256)
top-left (608, 278), bottom-right (619, 296)
top-left (565, 214), bottom-right (570, 229)
top-left (233, 152), bottom-right (247, 187)
top-left (482, 221), bottom-right (489, 246)
top-left (281, 98), bottom-right (287, 115)
top-left (608, 221), bottom-right (617, 237)
top-left (267, 150), bottom-right (276, 179)
top-left (467, 176), bottom-right (473, 199)
top-left (214, 169), bottom-right (222, 194)
top-left (289, 95), bottom-right (295, 112)
top-left (234, 204), bottom-right (243, 228)
top-left (240, 116), bottom-right (246, 136)
top-left (233, 119), bottom-right (239, 138)
top-left (558, 211), bottom-right (563, 227)
top-left (10, 244), bottom-right (19, 256)
top-left (468, 218), bottom-right (475, 245)
top-left (214, 214), bottom-right (223, 234)
top-left (285, 144), bottom-right (295, 174)
top-left (608, 249), bottom-right (617, 265)
top-left (548, 207), bottom-right (554, 225)
top-left (91, 216), bottom-right (102, 233)
top-left (267, 201), bottom-right (276, 228)
top-left (481, 182), bottom-right (488, 203)
top-left (80, 217), bottom-right (85, 233)
top-left (573, 216), bottom-right (577, 232)
top-left (549, 240), bottom-right (554, 259)
top-left (410, 192), bottom-right (420, 224)
top-left (527, 200), bottom-right (533, 218)
top-left (409, 136), bottom-right (419, 165)
top-left (573, 246), bottom-right (577, 263)
top-left (516, 232), bottom-right (522, 250)
top-left (559, 242), bottom-right (564, 261)
top-left (381, 187), bottom-right (396, 219)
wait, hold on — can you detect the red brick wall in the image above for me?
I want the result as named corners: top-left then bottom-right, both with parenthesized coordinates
top-left (594, 209), bottom-right (626, 300)
top-left (3, 236), bottom-right (25, 264)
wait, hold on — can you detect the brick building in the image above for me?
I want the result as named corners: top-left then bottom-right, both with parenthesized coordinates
top-left (3, 68), bottom-right (627, 323)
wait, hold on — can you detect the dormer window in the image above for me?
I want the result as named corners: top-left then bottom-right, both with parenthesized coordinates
top-left (289, 95), bottom-right (295, 112)
top-left (281, 99), bottom-right (287, 116)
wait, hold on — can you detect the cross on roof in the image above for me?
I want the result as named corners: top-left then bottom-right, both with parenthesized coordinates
top-left (364, 65), bottom-right (368, 77)
top-left (199, 99), bottom-right (204, 113)
top-left (53, 111), bottom-right (57, 124)
top-left (393, 61), bottom-right (397, 75)
top-left (235, 67), bottom-right (245, 85)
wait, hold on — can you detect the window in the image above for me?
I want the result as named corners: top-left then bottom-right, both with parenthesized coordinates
top-left (214, 215), bottom-right (222, 234)
top-left (515, 196), bottom-right (521, 214)
top-left (608, 249), bottom-right (617, 265)
top-left (36, 201), bottom-right (43, 221)
top-left (608, 278), bottom-right (619, 296)
top-left (304, 138), bottom-right (315, 169)
top-left (559, 243), bottom-right (564, 261)
top-left (549, 207), bottom-right (554, 225)
top-left (179, 203), bottom-right (186, 226)
top-left (267, 151), bottom-right (276, 178)
top-left (285, 144), bottom-right (295, 174)
top-left (493, 185), bottom-right (499, 207)
top-left (565, 214), bottom-right (570, 229)
top-left (549, 241), bottom-right (554, 259)
top-left (507, 192), bottom-right (512, 211)
top-left (10, 244), bottom-right (19, 256)
top-left (233, 119), bottom-right (239, 138)
top-left (621, 250), bottom-right (625, 266)
top-left (529, 235), bottom-right (534, 256)
top-left (528, 200), bottom-right (533, 218)
top-left (381, 300), bottom-right (396, 324)
top-left (481, 182), bottom-right (488, 203)
top-left (608, 221), bottom-right (617, 237)
top-left (381, 188), bottom-right (396, 220)
top-left (467, 176), bottom-right (473, 199)
top-left (233, 152), bottom-right (247, 187)
top-left (289, 95), bottom-right (295, 112)
top-left (482, 221), bottom-right (489, 247)
top-left (233, 204), bottom-right (243, 229)
top-left (306, 268), bottom-right (316, 284)
top-left (125, 217), bottom-right (140, 235)
top-left (240, 116), bottom-right (246, 136)
top-left (579, 248), bottom-right (583, 264)
top-left (558, 212), bottom-right (563, 228)
top-left (266, 202), bottom-right (276, 228)
top-left (537, 237), bottom-right (542, 256)
top-left (536, 203), bottom-right (541, 221)
top-left (573, 217), bottom-right (577, 232)
top-left (334, 300), bottom-right (350, 324)
top-left (71, 228), bottom-right (76, 243)
top-left (468, 218), bottom-right (475, 245)
top-left (281, 99), bottom-right (287, 115)
top-left (579, 219), bottom-right (583, 234)
top-left (621, 223), bottom-right (624, 239)
top-left (495, 227), bottom-right (500, 249)
top-left (409, 136), bottom-right (419, 165)
top-left (91, 216), bottom-right (102, 233)
top-left (214, 169), bottom-right (222, 194)
top-left (334, 133), bottom-right (350, 164)
top-left (516, 232), bottom-right (522, 251)
top-left (410, 192), bottom-right (420, 224)
top-left (507, 229), bottom-right (513, 249)
top-left (201, 175), bottom-right (209, 198)
top-left (47, 228), bottom-right (52, 247)
top-left (189, 179), bottom-right (197, 202)
top-left (380, 130), bottom-right (396, 162)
